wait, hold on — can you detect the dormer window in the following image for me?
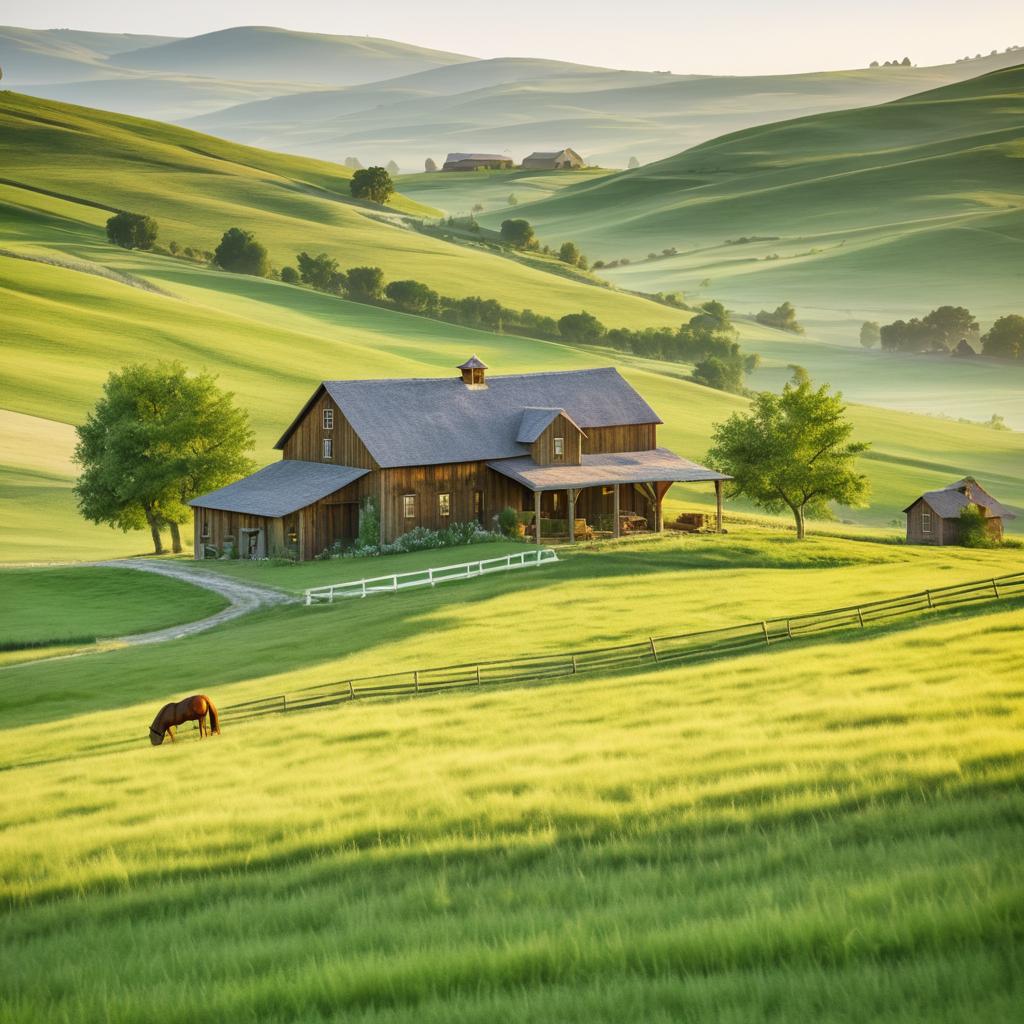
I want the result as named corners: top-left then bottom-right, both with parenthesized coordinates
top-left (322, 438), bottom-right (333, 460)
top-left (323, 408), bottom-right (334, 430)
top-left (553, 436), bottom-right (565, 458)
top-left (457, 355), bottom-right (488, 387)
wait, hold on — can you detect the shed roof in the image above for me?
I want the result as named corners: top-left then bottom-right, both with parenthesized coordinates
top-left (903, 477), bottom-right (1016, 519)
top-left (190, 461), bottom-right (368, 518)
top-left (487, 448), bottom-right (730, 491)
top-left (458, 354), bottom-right (488, 370)
top-left (277, 367), bottom-right (661, 468)
top-left (444, 152), bottom-right (509, 162)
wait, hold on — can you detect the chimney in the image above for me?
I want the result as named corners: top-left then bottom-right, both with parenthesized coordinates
top-left (458, 354), bottom-right (488, 387)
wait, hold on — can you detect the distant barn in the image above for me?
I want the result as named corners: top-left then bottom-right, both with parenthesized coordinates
top-left (521, 148), bottom-right (585, 170)
top-left (903, 477), bottom-right (1015, 545)
top-left (442, 153), bottom-right (513, 171)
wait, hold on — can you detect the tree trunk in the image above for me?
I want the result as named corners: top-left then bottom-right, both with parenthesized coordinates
top-left (792, 505), bottom-right (806, 540)
top-left (168, 520), bottom-right (183, 555)
top-left (144, 507), bottom-right (165, 554)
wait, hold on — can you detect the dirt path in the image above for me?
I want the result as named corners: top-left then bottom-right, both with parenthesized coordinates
top-left (100, 559), bottom-right (296, 644)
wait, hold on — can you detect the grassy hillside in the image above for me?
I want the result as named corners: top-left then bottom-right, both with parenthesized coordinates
top-left (184, 51), bottom-right (1024, 169)
top-left (2, 533), bottom-right (1022, 1020)
top-left (504, 66), bottom-right (1024, 332)
top-left (0, 91), bottom-right (692, 329)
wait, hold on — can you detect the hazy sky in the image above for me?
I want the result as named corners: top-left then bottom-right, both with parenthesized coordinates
top-left (5, 0), bottom-right (1023, 75)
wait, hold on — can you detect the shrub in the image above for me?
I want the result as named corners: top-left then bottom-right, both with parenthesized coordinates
top-left (500, 219), bottom-right (538, 250)
top-left (755, 301), bottom-right (804, 334)
top-left (327, 521), bottom-right (503, 559)
top-left (357, 496), bottom-right (380, 550)
top-left (498, 506), bottom-right (520, 537)
top-left (559, 311), bottom-right (606, 343)
top-left (350, 167), bottom-right (394, 205)
top-left (386, 279), bottom-right (441, 315)
top-left (105, 212), bottom-right (159, 250)
top-left (213, 228), bottom-right (269, 277)
top-left (296, 251), bottom-right (343, 293)
top-left (343, 266), bottom-right (385, 302)
top-left (959, 504), bottom-right (996, 548)
top-left (280, 266), bottom-right (300, 285)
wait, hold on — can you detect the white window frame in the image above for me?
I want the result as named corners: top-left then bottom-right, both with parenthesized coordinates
top-left (322, 407), bottom-right (334, 430)
top-left (553, 436), bottom-right (565, 457)
top-left (438, 492), bottom-right (451, 518)
top-left (322, 437), bottom-right (333, 460)
top-left (403, 493), bottom-right (417, 519)
top-left (921, 510), bottom-right (931, 534)
top-left (200, 518), bottom-right (210, 539)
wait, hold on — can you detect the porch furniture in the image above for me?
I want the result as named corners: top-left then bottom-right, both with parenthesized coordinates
top-left (620, 513), bottom-right (649, 533)
top-left (574, 518), bottom-right (594, 541)
top-left (666, 511), bottom-right (709, 533)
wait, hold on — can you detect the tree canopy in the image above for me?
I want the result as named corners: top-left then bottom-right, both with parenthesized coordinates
top-left (343, 266), bottom-right (385, 302)
top-left (706, 372), bottom-right (869, 539)
top-left (558, 311), bottom-right (606, 343)
top-left (981, 315), bottom-right (1024, 360)
top-left (105, 212), bottom-right (159, 250)
top-left (500, 219), bottom-right (538, 250)
top-left (350, 167), bottom-right (394, 205)
top-left (424, 157), bottom-right (438, 172)
top-left (755, 301), bottom-right (804, 334)
top-left (213, 228), bottom-right (269, 277)
top-left (558, 241), bottom-right (587, 268)
top-left (296, 251), bottom-right (344, 293)
top-left (385, 279), bottom-right (440, 315)
top-left (74, 362), bottom-right (255, 554)
top-left (859, 321), bottom-right (880, 349)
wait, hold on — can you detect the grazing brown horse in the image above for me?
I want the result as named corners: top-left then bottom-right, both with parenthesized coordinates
top-left (149, 694), bottom-right (220, 745)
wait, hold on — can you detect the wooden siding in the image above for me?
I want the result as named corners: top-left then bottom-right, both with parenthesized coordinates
top-left (582, 423), bottom-right (656, 454)
top-left (377, 462), bottom-right (528, 543)
top-left (281, 391), bottom-right (377, 469)
top-left (531, 413), bottom-right (584, 466)
top-left (905, 499), bottom-right (945, 545)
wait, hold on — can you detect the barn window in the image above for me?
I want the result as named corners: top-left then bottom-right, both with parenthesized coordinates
top-left (438, 492), bottom-right (451, 517)
top-left (403, 494), bottom-right (417, 519)
top-left (921, 510), bottom-right (931, 534)
top-left (323, 407), bottom-right (334, 430)
top-left (473, 490), bottom-right (483, 522)
top-left (322, 438), bottom-right (333, 460)
top-left (553, 436), bottom-right (565, 457)
top-left (200, 518), bottom-right (210, 539)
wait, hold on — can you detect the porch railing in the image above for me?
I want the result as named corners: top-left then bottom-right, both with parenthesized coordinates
top-left (304, 547), bottom-right (559, 604)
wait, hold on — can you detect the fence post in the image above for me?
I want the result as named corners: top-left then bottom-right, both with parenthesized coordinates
top-left (761, 621), bottom-right (770, 645)
top-left (992, 578), bottom-right (1001, 598)
top-left (786, 619), bottom-right (793, 640)
top-left (414, 670), bottom-right (420, 693)
top-left (393, 575), bottom-right (398, 592)
top-left (305, 592), bottom-right (312, 606)
top-left (282, 695), bottom-right (287, 712)
top-left (571, 654), bottom-right (578, 674)
top-left (347, 680), bottom-right (355, 699)
top-left (649, 637), bottom-right (659, 662)
top-left (429, 568), bottom-right (435, 587)
top-left (857, 607), bottom-right (865, 628)
top-left (926, 589), bottom-right (933, 609)
top-left (361, 579), bottom-right (367, 599)
top-left (476, 665), bottom-right (482, 685)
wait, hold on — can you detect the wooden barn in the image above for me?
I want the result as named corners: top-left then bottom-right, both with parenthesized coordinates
top-left (521, 148), bottom-right (585, 170)
top-left (442, 153), bottom-right (513, 171)
top-left (190, 358), bottom-right (729, 561)
top-left (903, 478), bottom-right (1015, 545)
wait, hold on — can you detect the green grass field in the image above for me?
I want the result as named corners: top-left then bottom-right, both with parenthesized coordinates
top-left (2, 529), bottom-right (1022, 1022)
top-left (504, 66), bottom-right (1024, 335)
top-left (0, 565), bottom-right (227, 646)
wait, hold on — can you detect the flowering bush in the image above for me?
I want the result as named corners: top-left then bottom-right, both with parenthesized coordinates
top-left (316, 521), bottom-right (508, 560)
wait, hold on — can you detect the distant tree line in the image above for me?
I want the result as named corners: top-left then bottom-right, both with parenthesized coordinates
top-left (857, 306), bottom-right (1023, 361)
top-left (869, 57), bottom-right (912, 67)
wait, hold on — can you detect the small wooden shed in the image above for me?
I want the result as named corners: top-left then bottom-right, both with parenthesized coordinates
top-left (903, 477), bottom-right (1015, 545)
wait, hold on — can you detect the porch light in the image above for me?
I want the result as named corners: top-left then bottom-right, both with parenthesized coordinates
top-left (288, 529), bottom-right (298, 544)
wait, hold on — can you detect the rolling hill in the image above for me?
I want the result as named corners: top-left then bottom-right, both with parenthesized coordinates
top-left (501, 65), bottom-right (1024, 336)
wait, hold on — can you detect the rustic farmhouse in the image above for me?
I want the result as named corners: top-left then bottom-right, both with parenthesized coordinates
top-left (903, 477), bottom-right (1015, 545)
top-left (442, 153), bottom-right (514, 171)
top-left (521, 148), bottom-right (585, 170)
top-left (190, 359), bottom-right (729, 561)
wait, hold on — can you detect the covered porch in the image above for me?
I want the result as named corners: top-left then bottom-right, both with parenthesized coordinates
top-left (487, 448), bottom-right (730, 544)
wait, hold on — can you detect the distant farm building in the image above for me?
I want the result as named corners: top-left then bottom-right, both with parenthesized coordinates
top-left (190, 357), bottom-right (729, 560)
top-left (903, 477), bottom-right (1015, 545)
top-left (521, 148), bottom-right (585, 170)
top-left (442, 153), bottom-right (513, 172)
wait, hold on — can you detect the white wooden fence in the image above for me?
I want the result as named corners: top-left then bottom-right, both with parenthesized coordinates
top-left (304, 548), bottom-right (559, 604)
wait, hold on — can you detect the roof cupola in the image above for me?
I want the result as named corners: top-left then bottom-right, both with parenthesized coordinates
top-left (458, 355), bottom-right (488, 387)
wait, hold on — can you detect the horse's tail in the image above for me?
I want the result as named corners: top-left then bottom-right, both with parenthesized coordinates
top-left (207, 697), bottom-right (221, 735)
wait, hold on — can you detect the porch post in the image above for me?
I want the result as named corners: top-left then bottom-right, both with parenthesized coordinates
top-left (613, 484), bottom-right (621, 538)
top-left (534, 490), bottom-right (542, 545)
top-left (715, 478), bottom-right (723, 533)
top-left (567, 488), bottom-right (576, 543)
top-left (654, 483), bottom-right (663, 533)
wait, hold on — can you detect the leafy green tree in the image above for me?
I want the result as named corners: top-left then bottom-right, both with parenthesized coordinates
top-left (958, 504), bottom-right (994, 547)
top-left (627, 156), bottom-right (640, 169)
top-left (693, 355), bottom-right (743, 394)
top-left (296, 251), bottom-right (344, 293)
top-left (280, 265), bottom-right (300, 284)
top-left (386, 160), bottom-right (400, 175)
top-left (350, 166), bottom-right (394, 204)
top-left (425, 157), bottom-right (438, 172)
top-left (343, 266), bottom-right (385, 302)
top-left (921, 305), bottom-right (977, 347)
top-left (689, 300), bottom-right (735, 335)
top-left (755, 301), bottom-right (804, 334)
top-left (981, 314), bottom-right (1024, 359)
top-left (500, 218), bottom-right (538, 250)
top-left (558, 311), bottom-right (606, 343)
top-left (385, 279), bottom-right (440, 314)
top-left (859, 321), bottom-right (881, 348)
top-left (74, 362), bottom-right (255, 554)
top-left (558, 241), bottom-right (587, 267)
top-left (705, 371), bottom-right (870, 539)
top-left (105, 212), bottom-right (159, 250)
top-left (213, 228), bottom-right (269, 277)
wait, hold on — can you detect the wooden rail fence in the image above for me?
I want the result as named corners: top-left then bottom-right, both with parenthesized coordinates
top-left (223, 570), bottom-right (1024, 724)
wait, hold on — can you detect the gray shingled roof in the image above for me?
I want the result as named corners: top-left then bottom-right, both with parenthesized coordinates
top-left (458, 354), bottom-right (488, 370)
top-left (190, 461), bottom-right (368, 517)
top-left (444, 153), bottom-right (509, 162)
top-left (278, 367), bottom-right (662, 468)
top-left (516, 407), bottom-right (586, 443)
top-left (487, 448), bottom-right (730, 491)
top-left (903, 478), bottom-right (1016, 519)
